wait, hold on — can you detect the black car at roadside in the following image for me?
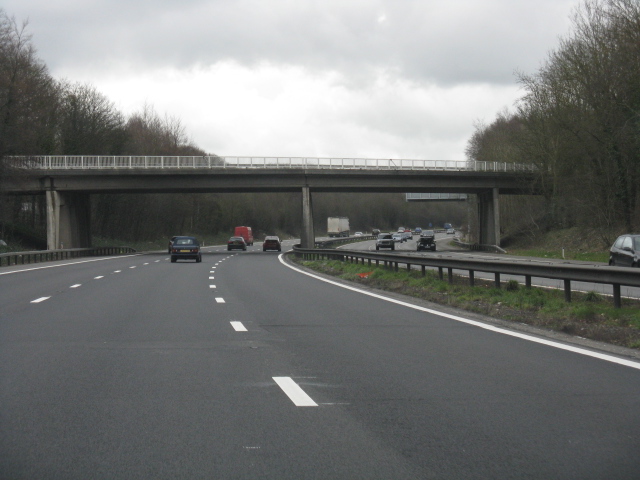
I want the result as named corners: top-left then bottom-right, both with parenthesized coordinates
top-left (417, 230), bottom-right (436, 251)
top-left (609, 234), bottom-right (640, 267)
top-left (170, 236), bottom-right (202, 263)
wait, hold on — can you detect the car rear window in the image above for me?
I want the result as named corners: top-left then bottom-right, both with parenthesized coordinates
top-left (175, 238), bottom-right (196, 245)
top-left (378, 234), bottom-right (392, 239)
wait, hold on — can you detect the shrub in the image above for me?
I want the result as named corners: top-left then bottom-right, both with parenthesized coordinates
top-left (505, 280), bottom-right (519, 291)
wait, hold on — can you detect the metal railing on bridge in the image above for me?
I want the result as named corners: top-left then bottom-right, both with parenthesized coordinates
top-left (8, 155), bottom-right (535, 173)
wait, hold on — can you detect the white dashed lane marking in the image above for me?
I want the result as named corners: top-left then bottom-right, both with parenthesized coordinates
top-left (94, 276), bottom-right (104, 280)
top-left (30, 297), bottom-right (50, 304)
top-left (273, 377), bottom-right (318, 407)
top-left (210, 285), bottom-right (217, 289)
top-left (70, 284), bottom-right (81, 288)
top-left (230, 321), bottom-right (247, 332)
top-left (215, 298), bottom-right (225, 303)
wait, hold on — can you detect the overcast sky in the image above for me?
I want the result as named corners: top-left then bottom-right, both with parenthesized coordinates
top-left (4, 0), bottom-right (577, 159)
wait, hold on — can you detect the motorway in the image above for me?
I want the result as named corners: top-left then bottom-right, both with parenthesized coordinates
top-left (1, 239), bottom-right (640, 479)
top-left (343, 232), bottom-right (640, 300)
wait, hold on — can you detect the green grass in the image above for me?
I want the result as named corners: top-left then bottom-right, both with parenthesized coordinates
top-left (294, 257), bottom-right (640, 349)
top-left (507, 248), bottom-right (609, 263)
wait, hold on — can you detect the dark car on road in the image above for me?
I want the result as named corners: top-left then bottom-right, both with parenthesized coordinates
top-left (263, 236), bottom-right (282, 252)
top-left (417, 230), bottom-right (436, 251)
top-left (170, 236), bottom-right (202, 263)
top-left (228, 236), bottom-right (247, 251)
top-left (376, 233), bottom-right (395, 251)
top-left (609, 234), bottom-right (640, 267)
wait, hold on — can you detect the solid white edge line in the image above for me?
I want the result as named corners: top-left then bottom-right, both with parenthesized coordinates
top-left (278, 254), bottom-right (640, 371)
top-left (230, 321), bottom-right (247, 332)
top-left (273, 377), bottom-right (318, 407)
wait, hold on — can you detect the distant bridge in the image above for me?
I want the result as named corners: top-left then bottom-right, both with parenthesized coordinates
top-left (3, 156), bottom-right (541, 250)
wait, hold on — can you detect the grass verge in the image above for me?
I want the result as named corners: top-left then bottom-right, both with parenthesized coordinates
top-left (293, 258), bottom-right (640, 350)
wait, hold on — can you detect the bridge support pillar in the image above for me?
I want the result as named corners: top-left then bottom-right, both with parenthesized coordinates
top-left (46, 191), bottom-right (92, 250)
top-left (301, 186), bottom-right (315, 248)
top-left (477, 187), bottom-right (500, 247)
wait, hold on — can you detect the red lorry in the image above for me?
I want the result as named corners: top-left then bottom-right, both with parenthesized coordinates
top-left (234, 226), bottom-right (254, 246)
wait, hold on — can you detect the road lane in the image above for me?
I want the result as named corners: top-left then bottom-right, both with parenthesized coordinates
top-left (345, 235), bottom-right (640, 299)
top-left (1, 248), bottom-right (640, 479)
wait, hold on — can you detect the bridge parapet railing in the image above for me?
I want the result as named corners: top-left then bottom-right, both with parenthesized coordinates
top-left (291, 246), bottom-right (640, 308)
top-left (7, 156), bottom-right (536, 173)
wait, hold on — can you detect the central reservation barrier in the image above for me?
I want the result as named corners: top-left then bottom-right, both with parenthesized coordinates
top-left (292, 246), bottom-right (640, 308)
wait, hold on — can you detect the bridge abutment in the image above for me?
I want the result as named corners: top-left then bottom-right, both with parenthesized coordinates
top-left (46, 190), bottom-right (92, 250)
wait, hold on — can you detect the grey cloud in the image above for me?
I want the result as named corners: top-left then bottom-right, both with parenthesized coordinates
top-left (7, 0), bottom-right (575, 86)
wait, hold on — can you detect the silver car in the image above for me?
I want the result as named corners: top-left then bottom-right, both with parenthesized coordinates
top-left (376, 233), bottom-right (395, 251)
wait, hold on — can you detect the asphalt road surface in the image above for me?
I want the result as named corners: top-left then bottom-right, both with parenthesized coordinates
top-left (1, 241), bottom-right (640, 479)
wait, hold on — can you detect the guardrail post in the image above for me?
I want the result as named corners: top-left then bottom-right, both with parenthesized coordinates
top-left (495, 273), bottom-right (501, 288)
top-left (525, 276), bottom-right (532, 288)
top-left (448, 268), bottom-right (453, 284)
top-left (613, 284), bottom-right (621, 308)
top-left (394, 262), bottom-right (399, 272)
top-left (421, 265), bottom-right (426, 277)
top-left (406, 262), bottom-right (411, 272)
top-left (469, 270), bottom-right (475, 287)
top-left (438, 267), bottom-right (443, 280)
top-left (564, 279), bottom-right (571, 302)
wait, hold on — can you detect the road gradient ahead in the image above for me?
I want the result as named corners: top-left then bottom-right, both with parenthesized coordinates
top-left (1, 242), bottom-right (639, 479)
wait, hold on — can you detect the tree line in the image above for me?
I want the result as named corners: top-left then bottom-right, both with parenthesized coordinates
top-left (467, 0), bottom-right (640, 245)
top-left (0, 9), bottom-right (463, 246)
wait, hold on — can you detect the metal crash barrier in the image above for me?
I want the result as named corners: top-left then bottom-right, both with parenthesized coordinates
top-left (0, 246), bottom-right (137, 268)
top-left (291, 246), bottom-right (640, 309)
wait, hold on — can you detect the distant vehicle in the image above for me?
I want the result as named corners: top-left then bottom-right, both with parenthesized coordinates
top-left (170, 236), bottom-right (202, 263)
top-left (397, 227), bottom-right (405, 233)
top-left (328, 217), bottom-right (350, 237)
top-left (392, 233), bottom-right (403, 243)
top-left (355, 232), bottom-right (363, 236)
top-left (609, 234), bottom-right (640, 267)
top-left (402, 232), bottom-right (412, 241)
top-left (228, 236), bottom-right (247, 251)
top-left (446, 228), bottom-right (455, 235)
top-left (234, 226), bottom-right (254, 246)
top-left (444, 223), bottom-right (453, 230)
top-left (372, 229), bottom-right (380, 236)
top-left (413, 227), bottom-right (422, 235)
top-left (376, 233), bottom-right (395, 250)
top-left (263, 236), bottom-right (282, 252)
top-left (417, 230), bottom-right (436, 251)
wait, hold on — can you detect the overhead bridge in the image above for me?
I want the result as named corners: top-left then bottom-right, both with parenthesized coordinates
top-left (4, 156), bottom-right (541, 250)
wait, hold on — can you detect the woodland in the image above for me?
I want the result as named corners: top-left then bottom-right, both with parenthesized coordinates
top-left (1, 0), bottom-right (638, 248)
